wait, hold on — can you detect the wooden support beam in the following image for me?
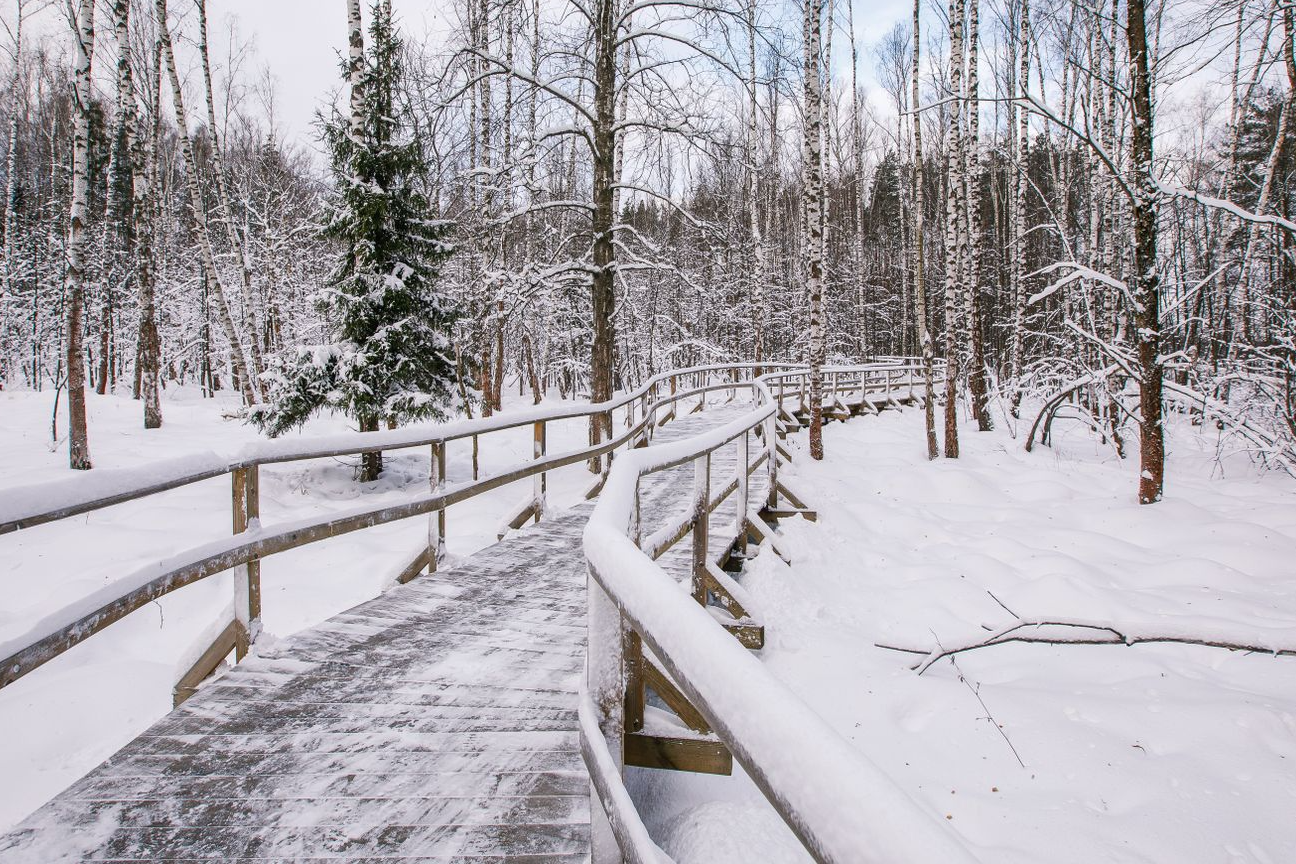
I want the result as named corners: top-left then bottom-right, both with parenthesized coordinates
top-left (775, 480), bottom-right (811, 510)
top-left (703, 561), bottom-right (750, 620)
top-left (762, 506), bottom-right (818, 523)
top-left (745, 515), bottom-right (791, 565)
top-left (643, 660), bottom-right (710, 733)
top-left (624, 732), bottom-right (732, 775)
top-left (173, 619), bottom-right (239, 708)
top-left (719, 619), bottom-right (765, 649)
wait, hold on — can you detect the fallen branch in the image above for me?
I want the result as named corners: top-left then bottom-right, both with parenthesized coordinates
top-left (877, 616), bottom-right (1296, 675)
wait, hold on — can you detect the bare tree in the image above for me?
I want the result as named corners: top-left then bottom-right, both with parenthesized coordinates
top-left (804, 0), bottom-right (826, 460)
top-left (913, 0), bottom-right (938, 459)
top-left (942, 0), bottom-right (966, 459)
top-left (155, 0), bottom-right (257, 407)
top-left (63, 0), bottom-right (94, 470)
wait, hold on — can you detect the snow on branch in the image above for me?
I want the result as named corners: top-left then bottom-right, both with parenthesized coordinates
top-left (1154, 179), bottom-right (1296, 236)
top-left (1026, 261), bottom-right (1134, 308)
top-left (878, 615), bottom-right (1296, 676)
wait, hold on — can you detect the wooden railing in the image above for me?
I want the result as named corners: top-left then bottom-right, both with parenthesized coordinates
top-left (0, 361), bottom-right (831, 701)
top-left (583, 361), bottom-right (979, 864)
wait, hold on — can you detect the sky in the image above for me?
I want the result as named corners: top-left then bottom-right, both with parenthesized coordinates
top-left (8, 0), bottom-right (915, 160)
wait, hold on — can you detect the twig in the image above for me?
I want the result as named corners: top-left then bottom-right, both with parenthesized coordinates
top-left (951, 657), bottom-right (1026, 769)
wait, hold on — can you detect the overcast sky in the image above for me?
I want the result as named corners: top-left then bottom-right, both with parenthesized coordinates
top-left (9, 0), bottom-right (918, 153)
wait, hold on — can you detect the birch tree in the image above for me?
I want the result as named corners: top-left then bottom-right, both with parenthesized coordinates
top-left (942, 0), bottom-right (966, 459)
top-left (804, 0), bottom-right (826, 460)
top-left (63, 0), bottom-right (94, 469)
top-left (155, 0), bottom-right (258, 407)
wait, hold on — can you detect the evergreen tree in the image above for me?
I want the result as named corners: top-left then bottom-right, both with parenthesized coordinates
top-left (255, 2), bottom-right (460, 481)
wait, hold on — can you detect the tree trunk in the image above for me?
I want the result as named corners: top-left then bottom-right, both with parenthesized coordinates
top-left (359, 413), bottom-right (382, 481)
top-left (914, 0), bottom-right (938, 459)
top-left (196, 0), bottom-right (265, 398)
top-left (156, 0), bottom-right (256, 407)
top-left (1009, 0), bottom-right (1030, 418)
top-left (746, 0), bottom-right (767, 371)
top-left (137, 29), bottom-right (163, 429)
top-left (589, 0), bottom-right (618, 472)
top-left (803, 0), bottom-right (826, 460)
top-left (65, 0), bottom-right (95, 470)
top-left (1126, 0), bottom-right (1164, 504)
top-left (942, 0), bottom-right (966, 458)
top-left (964, 0), bottom-right (991, 431)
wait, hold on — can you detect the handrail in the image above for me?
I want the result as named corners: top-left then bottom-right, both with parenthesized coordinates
top-left (583, 361), bottom-right (977, 864)
top-left (0, 361), bottom-right (809, 534)
top-left (0, 361), bottom-right (846, 691)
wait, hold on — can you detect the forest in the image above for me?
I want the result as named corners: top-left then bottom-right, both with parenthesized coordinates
top-left (0, 0), bottom-right (1293, 501)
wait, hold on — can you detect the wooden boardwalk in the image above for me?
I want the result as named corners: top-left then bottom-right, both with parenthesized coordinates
top-left (0, 402), bottom-right (762, 863)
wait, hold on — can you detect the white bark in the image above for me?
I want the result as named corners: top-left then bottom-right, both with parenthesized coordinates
top-left (155, 0), bottom-right (256, 407)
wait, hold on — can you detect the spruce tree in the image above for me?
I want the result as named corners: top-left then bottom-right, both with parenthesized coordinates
top-left (255, 2), bottom-right (459, 481)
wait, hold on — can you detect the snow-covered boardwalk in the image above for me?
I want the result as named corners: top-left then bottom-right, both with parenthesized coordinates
top-left (0, 406), bottom-right (758, 862)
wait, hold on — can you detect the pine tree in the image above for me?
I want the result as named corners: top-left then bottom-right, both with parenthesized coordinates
top-left (255, 2), bottom-right (460, 482)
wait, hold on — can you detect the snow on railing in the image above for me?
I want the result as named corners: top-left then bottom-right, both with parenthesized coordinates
top-left (582, 362), bottom-right (977, 864)
top-left (1, 361), bottom-right (852, 700)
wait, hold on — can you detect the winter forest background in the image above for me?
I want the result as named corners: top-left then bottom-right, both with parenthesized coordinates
top-left (2, 0), bottom-right (1295, 499)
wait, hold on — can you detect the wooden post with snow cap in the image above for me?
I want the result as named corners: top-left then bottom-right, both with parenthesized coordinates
top-left (427, 442), bottom-right (446, 574)
top-left (533, 420), bottom-right (547, 523)
top-left (735, 430), bottom-right (749, 555)
top-left (624, 479), bottom-right (645, 733)
top-left (691, 453), bottom-right (710, 604)
top-left (766, 402), bottom-right (779, 510)
top-left (231, 465), bottom-right (261, 660)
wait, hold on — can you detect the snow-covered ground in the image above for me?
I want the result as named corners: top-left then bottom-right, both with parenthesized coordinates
top-left (4, 385), bottom-right (1294, 861)
top-left (636, 407), bottom-right (1296, 863)
top-left (0, 382), bottom-right (600, 831)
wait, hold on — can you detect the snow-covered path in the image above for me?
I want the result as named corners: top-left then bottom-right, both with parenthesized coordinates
top-left (0, 385), bottom-right (601, 831)
top-left (638, 408), bottom-right (1296, 863)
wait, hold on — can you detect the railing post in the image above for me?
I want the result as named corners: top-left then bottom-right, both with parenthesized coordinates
top-left (735, 430), bottom-right (749, 554)
top-left (533, 420), bottom-right (547, 523)
top-left (691, 453), bottom-right (710, 605)
top-left (587, 484), bottom-right (633, 863)
top-left (698, 371), bottom-right (706, 412)
top-left (799, 374), bottom-right (807, 414)
top-left (428, 442), bottom-right (446, 574)
top-left (231, 466), bottom-right (261, 660)
top-left (625, 479), bottom-right (644, 734)
top-left (766, 410), bottom-right (779, 510)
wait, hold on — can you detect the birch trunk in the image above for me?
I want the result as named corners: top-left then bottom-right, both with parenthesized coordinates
top-left (942, 0), bottom-right (966, 458)
top-left (747, 0), bottom-right (767, 370)
top-left (913, 0), bottom-right (938, 459)
top-left (137, 32), bottom-right (163, 429)
top-left (964, 0), bottom-right (991, 430)
top-left (65, 0), bottom-right (94, 469)
top-left (155, 0), bottom-right (257, 407)
top-left (0, 4), bottom-right (22, 385)
top-left (1009, 0), bottom-right (1029, 417)
top-left (803, 0), bottom-right (826, 460)
top-left (196, 0), bottom-right (265, 398)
